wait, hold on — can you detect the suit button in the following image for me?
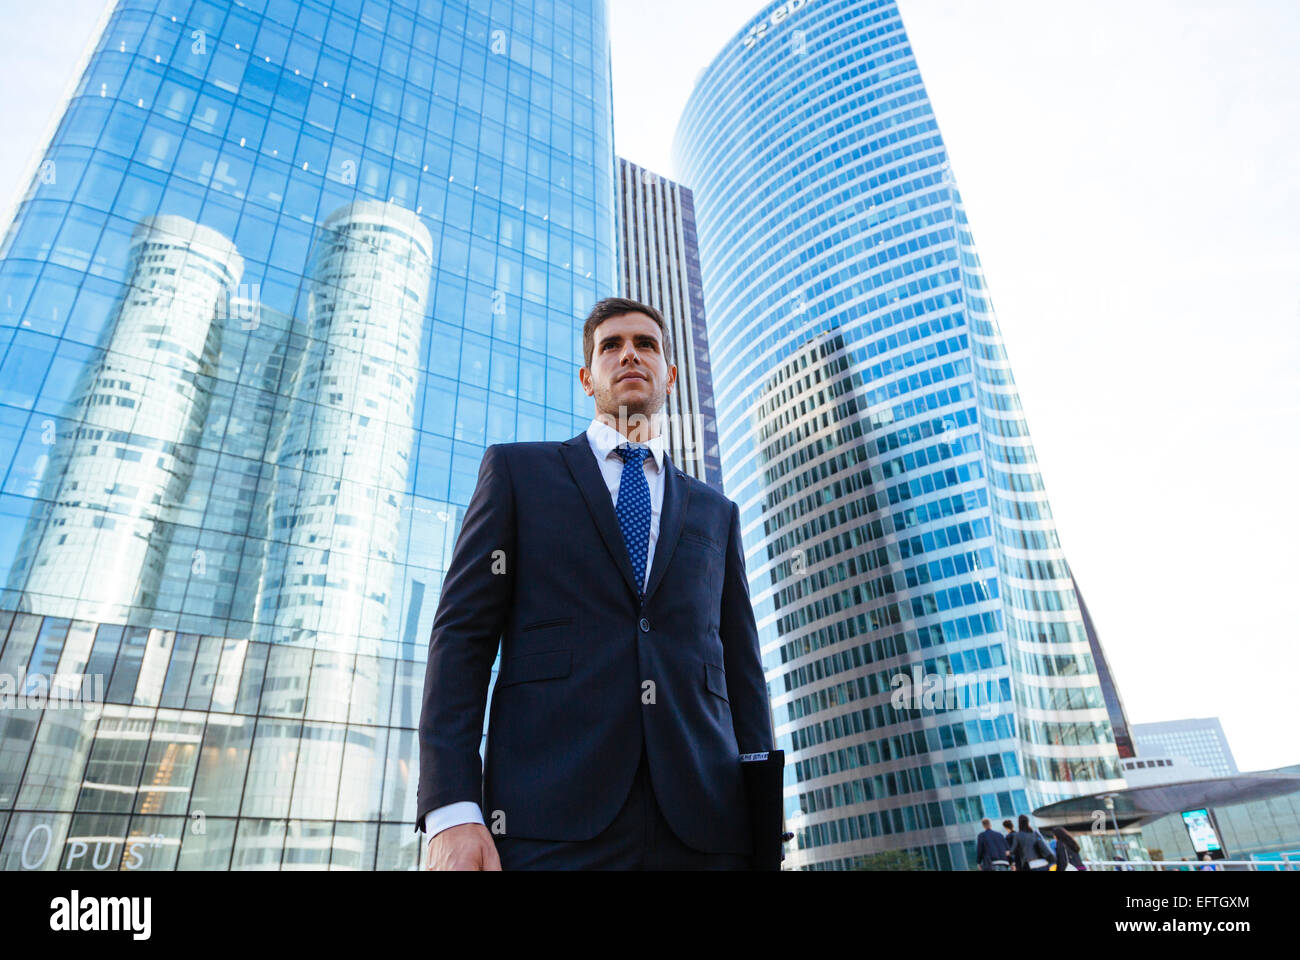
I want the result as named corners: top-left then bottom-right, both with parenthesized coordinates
top-left (639, 617), bottom-right (650, 633)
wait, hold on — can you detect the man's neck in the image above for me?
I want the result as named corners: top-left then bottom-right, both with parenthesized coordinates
top-left (596, 410), bottom-right (662, 444)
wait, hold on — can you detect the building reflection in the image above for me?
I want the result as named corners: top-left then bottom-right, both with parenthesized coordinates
top-left (1, 202), bottom-right (433, 870)
top-left (7, 217), bottom-right (244, 623)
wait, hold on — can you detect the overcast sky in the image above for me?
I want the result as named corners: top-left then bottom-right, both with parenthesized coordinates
top-left (1, 1), bottom-right (1297, 773)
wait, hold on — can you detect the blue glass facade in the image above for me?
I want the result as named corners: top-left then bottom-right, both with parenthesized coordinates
top-left (674, 0), bottom-right (1126, 870)
top-left (0, 0), bottom-right (616, 870)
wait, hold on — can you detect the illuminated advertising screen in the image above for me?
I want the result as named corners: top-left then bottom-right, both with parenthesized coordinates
top-left (1181, 808), bottom-right (1222, 854)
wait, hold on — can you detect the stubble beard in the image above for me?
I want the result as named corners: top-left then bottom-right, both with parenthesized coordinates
top-left (595, 378), bottom-right (666, 435)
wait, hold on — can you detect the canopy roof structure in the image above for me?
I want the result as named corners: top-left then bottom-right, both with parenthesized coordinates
top-left (1034, 766), bottom-right (1300, 831)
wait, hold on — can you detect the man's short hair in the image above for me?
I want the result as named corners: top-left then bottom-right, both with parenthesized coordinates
top-left (981, 818), bottom-right (991, 829)
top-left (582, 297), bottom-right (673, 370)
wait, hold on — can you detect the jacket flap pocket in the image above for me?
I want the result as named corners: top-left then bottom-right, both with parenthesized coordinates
top-left (704, 661), bottom-right (728, 702)
top-left (499, 649), bottom-right (571, 687)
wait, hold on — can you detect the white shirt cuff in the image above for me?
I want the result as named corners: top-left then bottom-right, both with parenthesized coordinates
top-left (423, 801), bottom-right (485, 840)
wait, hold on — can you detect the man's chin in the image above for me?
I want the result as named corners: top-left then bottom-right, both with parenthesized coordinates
top-left (601, 396), bottom-right (664, 421)
top-left (613, 384), bottom-right (651, 402)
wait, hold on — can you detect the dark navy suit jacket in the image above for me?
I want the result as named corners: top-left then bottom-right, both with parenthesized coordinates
top-left (415, 429), bottom-right (775, 854)
top-left (976, 827), bottom-right (1011, 868)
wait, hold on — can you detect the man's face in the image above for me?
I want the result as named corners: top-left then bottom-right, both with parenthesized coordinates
top-left (580, 312), bottom-right (676, 424)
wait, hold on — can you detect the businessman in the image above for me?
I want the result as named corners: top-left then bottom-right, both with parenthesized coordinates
top-left (975, 817), bottom-right (1012, 871)
top-left (416, 297), bottom-right (774, 870)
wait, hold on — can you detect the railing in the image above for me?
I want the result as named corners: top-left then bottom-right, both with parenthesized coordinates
top-left (1082, 859), bottom-right (1296, 871)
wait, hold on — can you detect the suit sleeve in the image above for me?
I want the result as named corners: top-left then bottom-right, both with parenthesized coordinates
top-left (414, 444), bottom-right (515, 832)
top-left (718, 498), bottom-right (775, 755)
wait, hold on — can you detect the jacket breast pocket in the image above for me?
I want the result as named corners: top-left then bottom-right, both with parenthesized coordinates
top-left (496, 649), bottom-right (571, 689)
top-left (678, 533), bottom-right (724, 600)
top-left (680, 530), bottom-right (722, 556)
top-left (520, 616), bottom-right (573, 632)
top-left (703, 661), bottom-right (728, 703)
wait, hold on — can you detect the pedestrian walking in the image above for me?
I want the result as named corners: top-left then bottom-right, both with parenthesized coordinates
top-left (1002, 819), bottom-right (1018, 869)
top-left (1052, 826), bottom-right (1085, 871)
top-left (975, 817), bottom-right (1012, 871)
top-left (1011, 815), bottom-right (1056, 872)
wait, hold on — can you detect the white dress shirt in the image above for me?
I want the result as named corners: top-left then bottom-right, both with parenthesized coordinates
top-left (422, 416), bottom-right (667, 845)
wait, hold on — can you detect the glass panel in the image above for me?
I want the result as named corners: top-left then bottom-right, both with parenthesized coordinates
top-left (176, 816), bottom-right (236, 870)
top-left (335, 724), bottom-right (384, 821)
top-left (0, 812), bottom-right (72, 871)
top-left (189, 714), bottom-right (253, 817)
top-left (76, 706), bottom-right (154, 814)
top-left (230, 817), bottom-right (286, 870)
top-left (240, 717), bottom-right (300, 818)
top-left (375, 821), bottom-right (419, 871)
top-left (329, 820), bottom-right (379, 870)
top-left (124, 813), bottom-right (185, 870)
top-left (134, 709), bottom-right (204, 816)
top-left (282, 818), bottom-right (333, 869)
top-left (62, 812), bottom-right (130, 870)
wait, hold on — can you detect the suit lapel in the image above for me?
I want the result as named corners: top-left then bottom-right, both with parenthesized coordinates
top-left (644, 452), bottom-right (688, 603)
top-left (559, 430), bottom-right (691, 605)
top-left (560, 431), bottom-right (640, 600)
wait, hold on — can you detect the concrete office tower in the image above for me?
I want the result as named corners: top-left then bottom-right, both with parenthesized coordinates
top-left (615, 157), bottom-right (723, 490)
top-left (258, 200), bottom-right (434, 656)
top-left (1133, 718), bottom-right (1239, 778)
top-left (5, 216), bottom-right (243, 623)
top-left (675, 0), bottom-right (1127, 869)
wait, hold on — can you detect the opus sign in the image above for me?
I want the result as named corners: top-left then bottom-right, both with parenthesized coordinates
top-left (741, 0), bottom-right (810, 50)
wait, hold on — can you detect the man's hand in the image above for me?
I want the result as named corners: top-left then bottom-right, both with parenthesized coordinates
top-left (423, 822), bottom-right (502, 871)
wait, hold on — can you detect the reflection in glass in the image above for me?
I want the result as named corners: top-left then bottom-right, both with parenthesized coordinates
top-left (0, 0), bottom-right (617, 870)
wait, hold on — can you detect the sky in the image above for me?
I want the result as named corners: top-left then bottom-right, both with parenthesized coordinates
top-left (1, 0), bottom-right (1298, 773)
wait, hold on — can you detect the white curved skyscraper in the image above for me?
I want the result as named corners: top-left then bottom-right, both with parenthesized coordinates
top-left (237, 201), bottom-right (434, 866)
top-left (6, 216), bottom-right (243, 623)
top-left (257, 200), bottom-right (434, 656)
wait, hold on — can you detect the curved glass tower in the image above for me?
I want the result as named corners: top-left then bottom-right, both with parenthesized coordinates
top-left (675, 0), bottom-right (1126, 869)
top-left (0, 0), bottom-right (617, 870)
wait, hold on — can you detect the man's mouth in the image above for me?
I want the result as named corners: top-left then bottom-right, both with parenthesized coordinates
top-left (618, 372), bottom-right (646, 382)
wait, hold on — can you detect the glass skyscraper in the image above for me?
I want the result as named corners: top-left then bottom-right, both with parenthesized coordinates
top-left (674, 0), bottom-right (1126, 869)
top-left (615, 157), bottom-right (723, 491)
top-left (0, 0), bottom-right (616, 870)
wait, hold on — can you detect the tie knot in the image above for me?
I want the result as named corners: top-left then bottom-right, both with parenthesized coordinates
top-left (616, 443), bottom-right (650, 466)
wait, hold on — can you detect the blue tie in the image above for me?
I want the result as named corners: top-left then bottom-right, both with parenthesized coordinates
top-left (615, 443), bottom-right (652, 599)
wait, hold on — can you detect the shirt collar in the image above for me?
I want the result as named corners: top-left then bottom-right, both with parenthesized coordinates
top-left (587, 416), bottom-right (665, 473)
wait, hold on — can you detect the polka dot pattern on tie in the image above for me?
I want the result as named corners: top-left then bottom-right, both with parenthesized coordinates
top-left (615, 443), bottom-right (652, 598)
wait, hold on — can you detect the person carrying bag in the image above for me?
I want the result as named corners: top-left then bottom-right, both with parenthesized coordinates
top-left (1012, 815), bottom-right (1056, 872)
